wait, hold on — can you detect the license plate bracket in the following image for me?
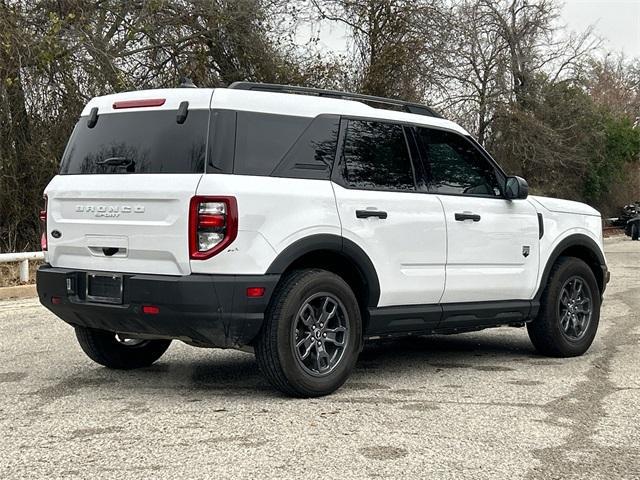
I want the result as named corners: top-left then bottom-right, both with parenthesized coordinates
top-left (86, 273), bottom-right (123, 304)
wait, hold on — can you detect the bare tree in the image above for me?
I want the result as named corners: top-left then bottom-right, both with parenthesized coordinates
top-left (310, 0), bottom-right (447, 100)
top-left (0, 0), bottom-right (637, 250)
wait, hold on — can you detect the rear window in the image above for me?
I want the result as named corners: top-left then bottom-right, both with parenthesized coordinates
top-left (60, 110), bottom-right (209, 174)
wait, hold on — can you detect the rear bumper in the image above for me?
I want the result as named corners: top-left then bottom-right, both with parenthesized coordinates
top-left (36, 265), bottom-right (279, 348)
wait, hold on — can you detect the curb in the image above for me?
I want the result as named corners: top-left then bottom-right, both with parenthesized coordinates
top-left (0, 284), bottom-right (37, 301)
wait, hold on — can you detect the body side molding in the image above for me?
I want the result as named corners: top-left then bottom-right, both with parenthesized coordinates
top-left (366, 300), bottom-right (537, 338)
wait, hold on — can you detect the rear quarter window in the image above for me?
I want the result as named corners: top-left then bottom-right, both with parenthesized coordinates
top-left (60, 110), bottom-right (209, 174)
top-left (231, 112), bottom-right (339, 179)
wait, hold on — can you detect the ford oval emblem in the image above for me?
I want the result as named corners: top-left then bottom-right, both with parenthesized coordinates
top-left (51, 230), bottom-right (62, 239)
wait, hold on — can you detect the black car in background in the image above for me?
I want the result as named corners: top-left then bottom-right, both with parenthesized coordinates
top-left (621, 202), bottom-right (640, 240)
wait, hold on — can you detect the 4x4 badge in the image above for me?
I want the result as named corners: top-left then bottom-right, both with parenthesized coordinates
top-left (522, 246), bottom-right (530, 258)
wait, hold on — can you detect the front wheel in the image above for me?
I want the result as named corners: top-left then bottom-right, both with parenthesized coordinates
top-left (527, 256), bottom-right (600, 357)
top-left (631, 222), bottom-right (639, 240)
top-left (255, 269), bottom-right (362, 397)
top-left (75, 326), bottom-right (171, 369)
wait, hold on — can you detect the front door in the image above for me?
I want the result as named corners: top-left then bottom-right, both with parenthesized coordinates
top-left (438, 195), bottom-right (540, 303)
top-left (411, 126), bottom-right (540, 304)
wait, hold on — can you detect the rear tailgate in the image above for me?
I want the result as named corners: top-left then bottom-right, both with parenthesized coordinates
top-left (44, 89), bottom-right (214, 275)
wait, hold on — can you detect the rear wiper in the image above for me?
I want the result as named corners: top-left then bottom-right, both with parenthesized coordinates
top-left (97, 157), bottom-right (134, 168)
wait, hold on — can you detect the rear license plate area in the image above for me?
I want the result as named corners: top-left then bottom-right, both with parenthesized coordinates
top-left (86, 273), bottom-right (123, 304)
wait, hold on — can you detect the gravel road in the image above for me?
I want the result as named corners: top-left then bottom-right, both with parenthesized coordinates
top-left (1, 236), bottom-right (638, 479)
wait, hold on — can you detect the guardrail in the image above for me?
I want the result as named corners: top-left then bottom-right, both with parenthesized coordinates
top-left (0, 252), bottom-right (44, 282)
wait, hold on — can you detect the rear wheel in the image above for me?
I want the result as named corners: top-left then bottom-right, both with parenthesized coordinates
top-left (527, 256), bottom-right (600, 357)
top-left (75, 326), bottom-right (171, 369)
top-left (255, 269), bottom-right (362, 397)
top-left (631, 222), bottom-right (639, 240)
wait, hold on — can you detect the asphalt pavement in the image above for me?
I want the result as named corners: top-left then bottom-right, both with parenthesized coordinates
top-left (1, 236), bottom-right (638, 479)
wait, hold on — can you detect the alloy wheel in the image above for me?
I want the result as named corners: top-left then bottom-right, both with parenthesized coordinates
top-left (292, 293), bottom-right (350, 376)
top-left (558, 276), bottom-right (593, 341)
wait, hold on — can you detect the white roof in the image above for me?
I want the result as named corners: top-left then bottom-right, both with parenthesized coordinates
top-left (81, 87), bottom-right (469, 135)
top-left (81, 88), bottom-right (215, 115)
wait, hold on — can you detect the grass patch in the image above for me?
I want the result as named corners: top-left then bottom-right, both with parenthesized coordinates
top-left (0, 260), bottom-right (42, 287)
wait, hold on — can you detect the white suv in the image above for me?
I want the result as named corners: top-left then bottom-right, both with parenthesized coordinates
top-left (36, 82), bottom-right (609, 397)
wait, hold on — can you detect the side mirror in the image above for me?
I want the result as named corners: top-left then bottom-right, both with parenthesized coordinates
top-left (505, 176), bottom-right (529, 200)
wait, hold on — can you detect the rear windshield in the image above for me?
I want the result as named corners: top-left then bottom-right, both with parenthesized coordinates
top-left (60, 110), bottom-right (209, 174)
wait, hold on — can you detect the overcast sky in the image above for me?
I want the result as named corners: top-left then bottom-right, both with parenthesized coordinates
top-left (563, 0), bottom-right (640, 58)
top-left (300, 0), bottom-right (640, 59)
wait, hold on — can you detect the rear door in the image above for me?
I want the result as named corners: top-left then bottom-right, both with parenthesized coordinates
top-left (332, 118), bottom-right (447, 308)
top-left (45, 90), bottom-right (214, 275)
top-left (411, 126), bottom-right (540, 303)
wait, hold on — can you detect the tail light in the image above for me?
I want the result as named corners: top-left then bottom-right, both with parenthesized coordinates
top-left (189, 196), bottom-right (238, 260)
top-left (40, 195), bottom-right (48, 251)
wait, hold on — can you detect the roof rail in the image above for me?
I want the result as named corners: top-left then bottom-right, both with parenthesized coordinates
top-left (227, 82), bottom-right (443, 118)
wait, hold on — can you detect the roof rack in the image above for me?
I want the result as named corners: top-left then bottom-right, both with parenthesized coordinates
top-left (227, 82), bottom-right (443, 119)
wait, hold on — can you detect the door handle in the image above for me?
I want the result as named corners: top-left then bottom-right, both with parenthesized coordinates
top-left (455, 212), bottom-right (481, 222)
top-left (356, 210), bottom-right (388, 219)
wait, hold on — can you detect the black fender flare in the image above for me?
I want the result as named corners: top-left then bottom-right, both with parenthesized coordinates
top-left (265, 234), bottom-right (381, 307)
top-left (535, 233), bottom-right (607, 300)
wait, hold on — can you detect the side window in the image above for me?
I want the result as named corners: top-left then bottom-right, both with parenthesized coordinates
top-left (232, 112), bottom-right (338, 179)
top-left (234, 112), bottom-right (311, 176)
top-left (341, 120), bottom-right (415, 191)
top-left (271, 115), bottom-right (340, 180)
top-left (415, 127), bottom-right (502, 196)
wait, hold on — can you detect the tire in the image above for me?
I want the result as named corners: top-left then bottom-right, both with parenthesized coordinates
top-left (75, 326), bottom-right (171, 369)
top-left (527, 256), bottom-right (600, 357)
top-left (255, 269), bottom-right (363, 397)
top-left (632, 222), bottom-right (639, 240)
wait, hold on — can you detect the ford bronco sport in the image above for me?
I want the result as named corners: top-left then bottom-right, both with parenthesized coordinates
top-left (36, 82), bottom-right (609, 397)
